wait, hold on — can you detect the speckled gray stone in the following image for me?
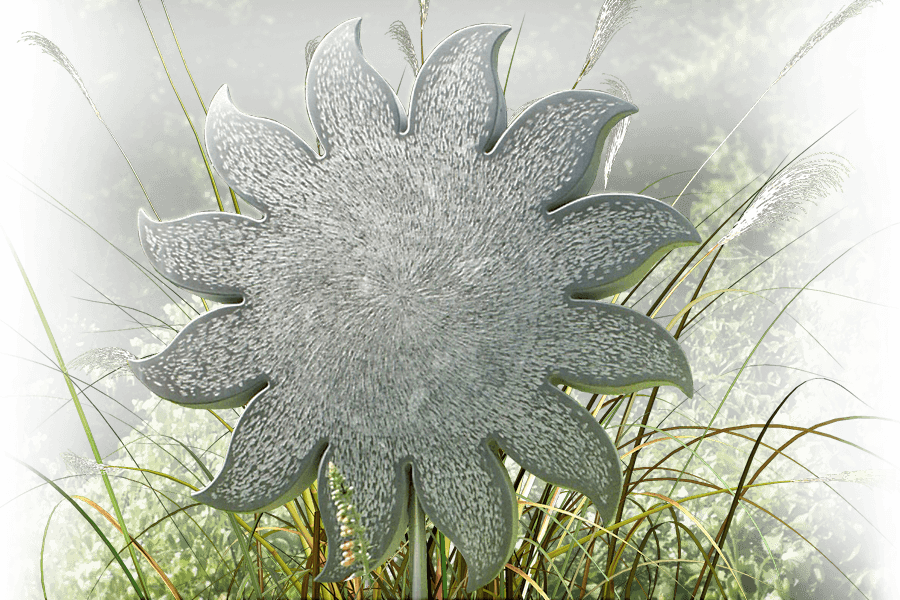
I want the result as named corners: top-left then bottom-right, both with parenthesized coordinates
top-left (130, 18), bottom-right (700, 591)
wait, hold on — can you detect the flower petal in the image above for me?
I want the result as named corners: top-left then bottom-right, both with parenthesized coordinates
top-left (544, 193), bottom-right (700, 298)
top-left (138, 210), bottom-right (262, 303)
top-left (413, 442), bottom-right (517, 592)
top-left (206, 85), bottom-right (318, 213)
top-left (542, 299), bottom-right (694, 397)
top-left (129, 306), bottom-right (267, 408)
top-left (306, 19), bottom-right (407, 154)
top-left (490, 91), bottom-right (636, 210)
top-left (493, 382), bottom-right (623, 525)
top-left (192, 385), bottom-right (327, 511)
top-left (409, 24), bottom-right (510, 153)
top-left (316, 442), bottom-right (409, 584)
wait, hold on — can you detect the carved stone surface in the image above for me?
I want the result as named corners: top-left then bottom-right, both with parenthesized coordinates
top-left (130, 17), bottom-right (700, 590)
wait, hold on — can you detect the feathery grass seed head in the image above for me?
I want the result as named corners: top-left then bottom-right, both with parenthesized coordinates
top-left (305, 36), bottom-right (322, 75)
top-left (419, 0), bottom-right (430, 25)
top-left (19, 32), bottom-right (101, 120)
top-left (575, 0), bottom-right (638, 87)
top-left (387, 20), bottom-right (420, 75)
top-left (721, 152), bottom-right (851, 245)
top-left (69, 347), bottom-right (136, 379)
top-left (780, 0), bottom-right (880, 78)
top-left (62, 451), bottom-right (119, 478)
top-left (792, 469), bottom-right (897, 487)
top-left (599, 75), bottom-right (632, 189)
top-left (20, 28), bottom-right (159, 217)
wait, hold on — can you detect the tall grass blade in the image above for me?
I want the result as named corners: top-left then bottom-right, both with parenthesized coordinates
top-left (164, 425), bottom-right (266, 598)
top-left (5, 235), bottom-right (151, 598)
top-left (72, 495), bottom-right (183, 599)
top-left (505, 563), bottom-right (551, 600)
top-left (573, 0), bottom-right (637, 88)
top-left (720, 153), bottom-right (851, 244)
top-left (135, 0), bottom-right (226, 217)
top-left (3, 158), bottom-right (199, 319)
top-left (599, 75), bottom-right (632, 189)
top-left (636, 492), bottom-right (747, 598)
top-left (694, 381), bottom-right (806, 598)
top-left (672, 0), bottom-right (875, 206)
top-left (157, 0), bottom-right (243, 214)
top-left (18, 32), bottom-right (160, 220)
top-left (11, 457), bottom-right (147, 599)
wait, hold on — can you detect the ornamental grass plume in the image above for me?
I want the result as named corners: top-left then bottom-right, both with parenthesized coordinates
top-left (62, 451), bottom-right (121, 478)
top-left (387, 20), bottom-right (420, 75)
top-left (419, 0), bottom-right (430, 25)
top-left (574, 0), bottom-right (638, 88)
top-left (19, 31), bottom-right (159, 219)
top-left (69, 347), bottom-right (136, 380)
top-left (599, 75), bottom-right (632, 190)
top-left (791, 469), bottom-right (897, 488)
top-left (672, 0), bottom-right (875, 206)
top-left (720, 153), bottom-right (851, 245)
top-left (305, 36), bottom-right (322, 74)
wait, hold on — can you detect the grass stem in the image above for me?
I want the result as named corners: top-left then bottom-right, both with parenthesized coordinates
top-left (6, 236), bottom-right (151, 599)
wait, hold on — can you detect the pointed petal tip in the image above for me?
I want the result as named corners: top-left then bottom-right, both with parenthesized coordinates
top-left (190, 486), bottom-right (216, 508)
top-left (136, 208), bottom-right (156, 233)
top-left (126, 355), bottom-right (148, 387)
top-left (190, 486), bottom-right (255, 513)
top-left (668, 340), bottom-right (696, 399)
top-left (126, 344), bottom-right (168, 392)
top-left (315, 17), bottom-right (362, 54)
top-left (190, 481), bottom-right (243, 513)
top-left (208, 84), bottom-right (233, 112)
top-left (315, 559), bottom-right (355, 585)
top-left (599, 92), bottom-right (638, 120)
top-left (462, 549), bottom-right (509, 592)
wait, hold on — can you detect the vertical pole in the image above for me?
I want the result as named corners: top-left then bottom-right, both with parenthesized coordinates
top-left (410, 490), bottom-right (428, 600)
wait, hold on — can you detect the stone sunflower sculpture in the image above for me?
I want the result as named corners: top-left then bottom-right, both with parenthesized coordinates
top-left (130, 18), bottom-right (700, 591)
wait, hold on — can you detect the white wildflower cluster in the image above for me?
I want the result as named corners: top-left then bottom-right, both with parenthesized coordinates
top-left (327, 462), bottom-right (373, 581)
